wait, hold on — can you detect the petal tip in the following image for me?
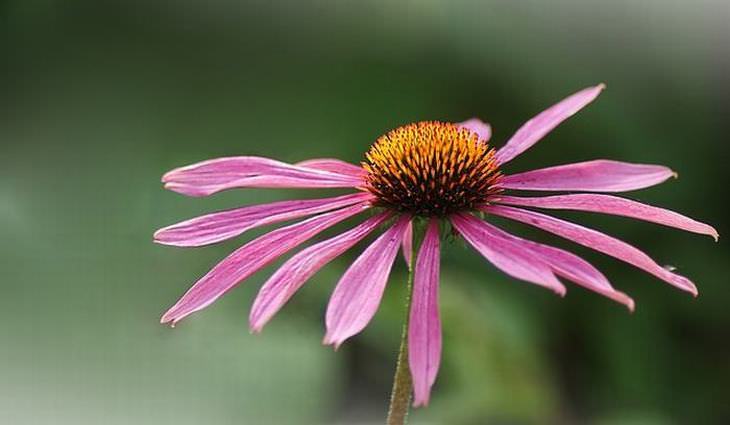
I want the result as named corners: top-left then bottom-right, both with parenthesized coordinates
top-left (615, 292), bottom-right (635, 312)
top-left (160, 316), bottom-right (176, 327)
top-left (249, 321), bottom-right (263, 334)
top-left (412, 398), bottom-right (429, 408)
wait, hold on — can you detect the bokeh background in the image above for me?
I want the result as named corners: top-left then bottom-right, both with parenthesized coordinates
top-left (2, 1), bottom-right (729, 424)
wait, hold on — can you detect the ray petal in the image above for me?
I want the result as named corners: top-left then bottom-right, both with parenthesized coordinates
top-left (492, 194), bottom-right (718, 240)
top-left (324, 215), bottom-right (411, 348)
top-left (451, 213), bottom-right (566, 295)
top-left (498, 160), bottom-right (675, 192)
top-left (409, 219), bottom-right (442, 407)
top-left (496, 84), bottom-right (605, 164)
top-left (483, 205), bottom-right (698, 295)
top-left (249, 211), bottom-right (391, 333)
top-left (160, 202), bottom-right (370, 325)
top-left (155, 192), bottom-right (374, 247)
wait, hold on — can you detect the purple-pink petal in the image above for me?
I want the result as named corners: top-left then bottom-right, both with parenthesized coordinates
top-left (162, 156), bottom-right (364, 197)
top-left (160, 203), bottom-right (370, 326)
top-left (495, 84), bottom-right (605, 164)
top-left (402, 220), bottom-right (413, 268)
top-left (498, 160), bottom-right (676, 193)
top-left (457, 118), bottom-right (492, 142)
top-left (409, 219), bottom-right (442, 407)
top-left (492, 194), bottom-right (718, 241)
top-left (483, 205), bottom-right (698, 295)
top-left (249, 211), bottom-right (391, 333)
top-left (324, 215), bottom-right (411, 348)
top-left (476, 218), bottom-right (634, 310)
top-left (451, 213), bottom-right (566, 296)
top-left (295, 158), bottom-right (367, 178)
top-left (154, 192), bottom-right (374, 247)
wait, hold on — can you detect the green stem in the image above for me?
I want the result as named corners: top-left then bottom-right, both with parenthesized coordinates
top-left (386, 249), bottom-right (415, 425)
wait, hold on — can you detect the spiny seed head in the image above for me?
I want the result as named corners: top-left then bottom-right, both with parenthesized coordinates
top-left (363, 121), bottom-right (502, 217)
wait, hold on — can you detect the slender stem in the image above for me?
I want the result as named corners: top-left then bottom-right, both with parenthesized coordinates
top-left (386, 245), bottom-right (416, 425)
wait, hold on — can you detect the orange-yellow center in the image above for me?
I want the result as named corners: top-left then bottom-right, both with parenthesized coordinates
top-left (363, 121), bottom-right (502, 217)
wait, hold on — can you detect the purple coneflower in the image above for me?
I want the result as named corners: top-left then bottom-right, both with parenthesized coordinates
top-left (155, 85), bottom-right (717, 411)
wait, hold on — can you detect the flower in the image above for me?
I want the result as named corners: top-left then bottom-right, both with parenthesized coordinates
top-left (155, 84), bottom-right (717, 407)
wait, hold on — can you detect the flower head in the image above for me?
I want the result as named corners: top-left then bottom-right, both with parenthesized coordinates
top-left (155, 84), bottom-right (717, 407)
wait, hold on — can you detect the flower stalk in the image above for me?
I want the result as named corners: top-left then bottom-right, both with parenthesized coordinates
top-left (386, 226), bottom-right (418, 425)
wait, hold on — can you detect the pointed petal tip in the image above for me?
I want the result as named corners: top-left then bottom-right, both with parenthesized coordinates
top-left (554, 284), bottom-right (567, 297)
top-left (161, 171), bottom-right (174, 183)
top-left (597, 82), bottom-right (607, 91)
top-left (412, 398), bottom-right (430, 408)
top-left (612, 291), bottom-right (635, 312)
top-left (160, 315), bottom-right (177, 327)
top-left (321, 335), bottom-right (343, 351)
top-left (248, 321), bottom-right (263, 334)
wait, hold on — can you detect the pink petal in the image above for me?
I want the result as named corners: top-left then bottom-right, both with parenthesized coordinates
top-left (162, 156), bottom-right (364, 197)
top-left (409, 219), bottom-right (442, 407)
top-left (249, 211), bottom-right (391, 333)
top-left (295, 158), bottom-right (367, 178)
top-left (492, 194), bottom-right (718, 241)
top-left (451, 213), bottom-right (566, 296)
top-left (495, 84), bottom-right (605, 164)
top-left (474, 218), bottom-right (634, 310)
top-left (402, 220), bottom-right (413, 268)
top-left (160, 203), bottom-right (370, 325)
top-left (324, 215), bottom-right (411, 348)
top-left (483, 205), bottom-right (698, 295)
top-left (457, 118), bottom-right (492, 142)
top-left (498, 160), bottom-right (676, 192)
top-left (154, 192), bottom-right (374, 247)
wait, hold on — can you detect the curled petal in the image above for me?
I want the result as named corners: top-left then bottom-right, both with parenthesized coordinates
top-left (249, 211), bottom-right (391, 333)
top-left (476, 218), bottom-right (634, 310)
top-left (409, 219), bottom-right (442, 407)
top-left (161, 203), bottom-right (370, 325)
top-left (162, 156), bottom-right (364, 197)
top-left (498, 160), bottom-right (676, 192)
top-left (492, 194), bottom-right (718, 241)
top-left (451, 213), bottom-right (566, 296)
top-left (324, 215), bottom-right (411, 348)
top-left (483, 205), bottom-right (698, 295)
top-left (457, 118), bottom-right (492, 142)
top-left (402, 220), bottom-right (413, 268)
top-left (155, 192), bottom-right (374, 247)
top-left (496, 84), bottom-right (605, 164)
top-left (295, 158), bottom-right (367, 178)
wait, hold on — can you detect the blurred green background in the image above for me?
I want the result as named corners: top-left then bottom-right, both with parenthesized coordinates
top-left (2, 1), bottom-right (728, 424)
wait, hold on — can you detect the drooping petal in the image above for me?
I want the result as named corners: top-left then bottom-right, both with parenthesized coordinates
top-left (295, 158), bottom-right (367, 178)
top-left (483, 205), bottom-right (698, 295)
top-left (495, 84), bottom-right (605, 164)
top-left (324, 215), bottom-right (411, 348)
top-left (402, 220), bottom-right (413, 268)
top-left (498, 160), bottom-right (676, 192)
top-left (492, 194), bottom-right (718, 241)
top-left (409, 219), bottom-right (442, 407)
top-left (451, 213), bottom-right (566, 295)
top-left (155, 192), bottom-right (374, 247)
top-left (160, 203), bottom-right (370, 325)
top-left (474, 218), bottom-right (634, 310)
top-left (162, 156), bottom-right (364, 197)
top-left (457, 118), bottom-right (492, 142)
top-left (249, 211), bottom-right (391, 333)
